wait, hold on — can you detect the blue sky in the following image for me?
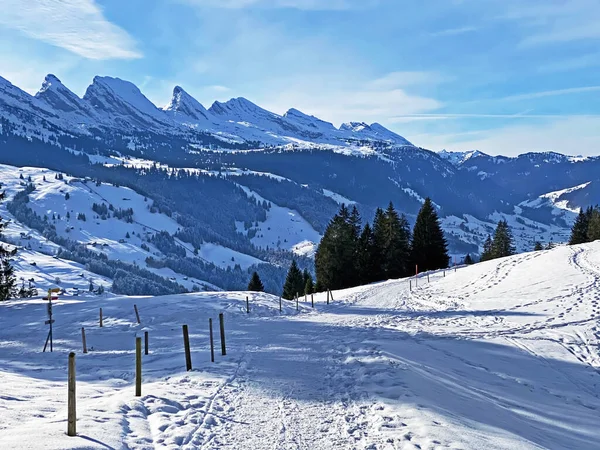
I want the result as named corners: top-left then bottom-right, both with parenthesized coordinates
top-left (1, 0), bottom-right (599, 155)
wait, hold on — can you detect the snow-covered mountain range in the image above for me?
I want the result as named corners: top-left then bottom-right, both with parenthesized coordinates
top-left (1, 72), bottom-right (600, 294)
top-left (2, 74), bottom-right (413, 148)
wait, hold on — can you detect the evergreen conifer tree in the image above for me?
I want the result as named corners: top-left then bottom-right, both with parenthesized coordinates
top-left (373, 203), bottom-right (411, 279)
top-left (304, 275), bottom-right (314, 295)
top-left (386, 205), bottom-right (412, 278)
top-left (464, 254), bottom-right (474, 265)
top-left (491, 220), bottom-right (515, 258)
top-left (356, 222), bottom-right (379, 284)
top-left (480, 235), bottom-right (494, 261)
top-left (0, 192), bottom-right (17, 300)
top-left (371, 208), bottom-right (387, 281)
top-left (282, 261), bottom-right (304, 299)
top-left (569, 208), bottom-right (590, 245)
top-left (411, 198), bottom-right (449, 271)
top-left (533, 241), bottom-right (544, 251)
top-left (587, 208), bottom-right (600, 241)
top-left (247, 271), bottom-right (264, 292)
top-left (315, 204), bottom-right (359, 290)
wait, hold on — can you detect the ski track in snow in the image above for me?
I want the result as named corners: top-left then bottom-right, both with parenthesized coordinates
top-left (2, 244), bottom-right (600, 448)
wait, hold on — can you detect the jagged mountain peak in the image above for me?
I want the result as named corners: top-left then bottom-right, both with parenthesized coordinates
top-left (83, 75), bottom-right (169, 128)
top-left (163, 85), bottom-right (213, 124)
top-left (284, 108), bottom-right (337, 132)
top-left (339, 121), bottom-right (413, 146)
top-left (38, 74), bottom-right (62, 92)
top-left (35, 74), bottom-right (97, 120)
top-left (438, 150), bottom-right (489, 166)
top-left (209, 97), bottom-right (278, 120)
top-left (340, 121), bottom-right (369, 132)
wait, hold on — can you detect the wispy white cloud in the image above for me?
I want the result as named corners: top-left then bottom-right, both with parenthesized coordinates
top-left (260, 73), bottom-right (442, 126)
top-left (430, 26), bottom-right (478, 37)
top-left (537, 52), bottom-right (600, 73)
top-left (492, 0), bottom-right (600, 46)
top-left (414, 116), bottom-right (600, 156)
top-left (180, 0), bottom-right (375, 10)
top-left (0, 0), bottom-right (141, 59)
top-left (499, 86), bottom-right (600, 102)
top-left (368, 71), bottom-right (449, 90)
top-left (388, 113), bottom-right (600, 122)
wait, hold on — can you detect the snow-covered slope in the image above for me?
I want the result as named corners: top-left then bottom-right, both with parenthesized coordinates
top-left (2, 242), bottom-right (600, 449)
top-left (235, 184), bottom-right (322, 256)
top-left (0, 164), bottom-right (264, 291)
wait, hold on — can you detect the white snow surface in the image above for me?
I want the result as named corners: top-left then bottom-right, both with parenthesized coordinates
top-left (235, 184), bottom-right (322, 255)
top-left (322, 188), bottom-right (355, 205)
top-left (519, 182), bottom-right (591, 214)
top-left (2, 243), bottom-right (600, 449)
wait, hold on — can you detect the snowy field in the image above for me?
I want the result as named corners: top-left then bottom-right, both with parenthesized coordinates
top-left (1, 243), bottom-right (600, 449)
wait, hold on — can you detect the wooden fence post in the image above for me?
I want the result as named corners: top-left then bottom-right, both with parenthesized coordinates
top-left (246, 296), bottom-right (250, 314)
top-left (296, 293), bottom-right (299, 311)
top-left (209, 319), bottom-right (215, 363)
top-left (410, 279), bottom-right (412, 291)
top-left (427, 274), bottom-right (430, 283)
top-left (99, 308), bottom-right (103, 327)
top-left (311, 293), bottom-right (314, 308)
top-left (304, 293), bottom-right (307, 303)
top-left (329, 290), bottom-right (334, 302)
top-left (134, 304), bottom-right (141, 324)
top-left (67, 352), bottom-right (76, 437)
top-left (81, 327), bottom-right (87, 354)
top-left (182, 325), bottom-right (192, 371)
top-left (144, 331), bottom-right (149, 355)
top-left (219, 313), bottom-right (226, 356)
top-left (135, 337), bottom-right (142, 397)
top-left (327, 290), bottom-right (330, 305)
top-left (279, 296), bottom-right (282, 313)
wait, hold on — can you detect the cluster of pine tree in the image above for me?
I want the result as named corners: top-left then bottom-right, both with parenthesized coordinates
top-left (480, 220), bottom-right (515, 262)
top-left (281, 261), bottom-right (314, 299)
top-left (569, 206), bottom-right (600, 245)
top-left (0, 191), bottom-right (17, 300)
top-left (314, 199), bottom-right (448, 292)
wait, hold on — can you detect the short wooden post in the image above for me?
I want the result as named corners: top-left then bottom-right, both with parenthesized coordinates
top-left (209, 319), bottom-right (215, 363)
top-left (329, 290), bottom-right (334, 302)
top-left (327, 290), bottom-right (330, 305)
top-left (219, 313), bottom-right (226, 356)
top-left (279, 296), bottom-right (282, 313)
top-left (427, 274), bottom-right (430, 283)
top-left (81, 327), bottom-right (87, 354)
top-left (311, 293), bottom-right (314, 308)
top-left (246, 296), bottom-right (250, 314)
top-left (410, 280), bottom-right (412, 291)
top-left (99, 307), bottom-right (103, 327)
top-left (67, 352), bottom-right (76, 437)
top-left (296, 294), bottom-right (299, 311)
top-left (144, 331), bottom-right (149, 355)
top-left (135, 337), bottom-right (142, 397)
top-left (134, 304), bottom-right (141, 324)
top-left (182, 325), bottom-right (192, 371)
top-left (304, 293), bottom-right (307, 303)
top-left (443, 270), bottom-right (445, 277)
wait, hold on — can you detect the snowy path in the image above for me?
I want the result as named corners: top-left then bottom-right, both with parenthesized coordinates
top-left (2, 244), bottom-right (600, 449)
